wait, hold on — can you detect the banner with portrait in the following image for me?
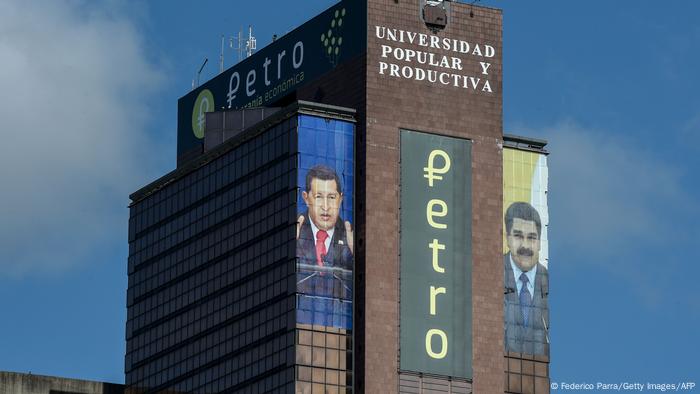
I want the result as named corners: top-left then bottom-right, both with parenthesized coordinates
top-left (503, 147), bottom-right (549, 356)
top-left (295, 114), bottom-right (354, 330)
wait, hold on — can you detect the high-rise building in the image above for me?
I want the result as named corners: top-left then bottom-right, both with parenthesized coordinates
top-left (126, 103), bottom-right (355, 393)
top-left (126, 1), bottom-right (550, 393)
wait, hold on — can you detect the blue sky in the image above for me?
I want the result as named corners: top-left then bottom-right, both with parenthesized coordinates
top-left (0, 0), bottom-right (698, 389)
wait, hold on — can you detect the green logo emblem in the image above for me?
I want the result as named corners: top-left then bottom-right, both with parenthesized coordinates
top-left (321, 7), bottom-right (346, 66)
top-left (191, 89), bottom-right (215, 139)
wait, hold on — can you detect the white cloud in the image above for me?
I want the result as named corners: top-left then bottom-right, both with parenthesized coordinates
top-left (527, 121), bottom-right (691, 259)
top-left (521, 121), bottom-right (698, 306)
top-left (512, 121), bottom-right (700, 311)
top-left (0, 0), bottom-right (164, 277)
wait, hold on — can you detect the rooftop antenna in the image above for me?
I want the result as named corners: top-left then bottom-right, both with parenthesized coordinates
top-left (245, 25), bottom-right (256, 58)
top-left (230, 26), bottom-right (244, 63)
top-left (223, 25), bottom-right (256, 70)
top-left (195, 57), bottom-right (208, 88)
top-left (219, 35), bottom-right (225, 73)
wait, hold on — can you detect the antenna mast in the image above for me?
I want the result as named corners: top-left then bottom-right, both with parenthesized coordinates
top-left (230, 26), bottom-right (244, 63)
top-left (227, 25), bottom-right (256, 66)
top-left (246, 25), bottom-right (257, 58)
top-left (219, 35), bottom-right (225, 73)
top-left (194, 57), bottom-right (208, 89)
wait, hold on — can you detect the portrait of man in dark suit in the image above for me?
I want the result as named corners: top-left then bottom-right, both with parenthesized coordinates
top-left (296, 164), bottom-right (354, 327)
top-left (504, 202), bottom-right (549, 355)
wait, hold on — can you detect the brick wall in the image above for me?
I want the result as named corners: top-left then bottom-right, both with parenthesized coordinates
top-left (301, 1), bottom-right (505, 392)
top-left (364, 1), bottom-right (503, 393)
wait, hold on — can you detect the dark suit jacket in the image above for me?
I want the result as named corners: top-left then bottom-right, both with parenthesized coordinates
top-left (296, 212), bottom-right (353, 300)
top-left (504, 253), bottom-right (549, 355)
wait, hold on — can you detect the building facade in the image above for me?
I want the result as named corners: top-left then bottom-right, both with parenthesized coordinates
top-left (0, 372), bottom-right (124, 394)
top-left (127, 105), bottom-right (352, 393)
top-left (127, 1), bottom-right (550, 393)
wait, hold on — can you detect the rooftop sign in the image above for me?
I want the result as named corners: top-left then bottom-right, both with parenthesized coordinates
top-left (177, 0), bottom-right (363, 158)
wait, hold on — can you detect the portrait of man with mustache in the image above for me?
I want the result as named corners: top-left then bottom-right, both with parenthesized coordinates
top-left (295, 164), bottom-right (354, 328)
top-left (504, 201), bottom-right (549, 355)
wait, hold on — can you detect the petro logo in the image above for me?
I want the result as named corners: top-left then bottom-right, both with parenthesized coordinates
top-left (321, 7), bottom-right (346, 66)
top-left (191, 89), bottom-right (215, 139)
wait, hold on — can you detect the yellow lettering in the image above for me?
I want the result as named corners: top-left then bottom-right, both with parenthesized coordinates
top-left (428, 239), bottom-right (445, 273)
top-left (426, 199), bottom-right (448, 229)
top-left (423, 149), bottom-right (451, 187)
top-left (430, 286), bottom-right (446, 315)
top-left (425, 329), bottom-right (448, 359)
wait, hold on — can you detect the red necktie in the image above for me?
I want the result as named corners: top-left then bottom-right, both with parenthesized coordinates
top-left (315, 230), bottom-right (328, 267)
